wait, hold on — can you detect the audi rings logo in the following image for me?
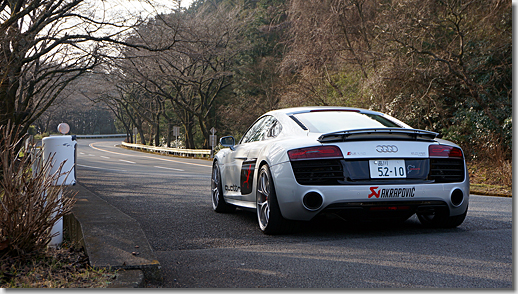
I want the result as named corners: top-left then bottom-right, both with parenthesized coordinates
top-left (376, 145), bottom-right (399, 153)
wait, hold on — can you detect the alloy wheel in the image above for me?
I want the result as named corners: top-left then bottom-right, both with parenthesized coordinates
top-left (211, 164), bottom-right (221, 210)
top-left (257, 168), bottom-right (270, 230)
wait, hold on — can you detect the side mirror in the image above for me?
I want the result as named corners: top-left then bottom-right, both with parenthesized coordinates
top-left (219, 136), bottom-right (236, 150)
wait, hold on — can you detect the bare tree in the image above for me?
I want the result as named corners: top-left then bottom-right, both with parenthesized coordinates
top-left (282, 0), bottom-right (378, 107)
top-left (0, 0), bottom-right (180, 148)
top-left (281, 0), bottom-right (511, 157)
top-left (34, 71), bottom-right (118, 134)
top-left (118, 3), bottom-right (249, 148)
top-left (368, 0), bottom-right (512, 158)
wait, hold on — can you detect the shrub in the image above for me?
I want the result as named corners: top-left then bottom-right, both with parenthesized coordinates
top-left (0, 125), bottom-right (76, 258)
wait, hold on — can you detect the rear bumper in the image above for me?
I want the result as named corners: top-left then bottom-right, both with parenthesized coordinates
top-left (270, 161), bottom-right (469, 221)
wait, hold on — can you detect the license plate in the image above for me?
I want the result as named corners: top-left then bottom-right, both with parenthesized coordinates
top-left (369, 159), bottom-right (407, 178)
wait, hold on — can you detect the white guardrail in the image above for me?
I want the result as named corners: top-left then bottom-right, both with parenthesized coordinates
top-left (74, 134), bottom-right (127, 139)
top-left (121, 142), bottom-right (212, 158)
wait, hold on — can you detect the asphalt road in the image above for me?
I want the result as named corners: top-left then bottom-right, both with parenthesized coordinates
top-left (75, 138), bottom-right (512, 289)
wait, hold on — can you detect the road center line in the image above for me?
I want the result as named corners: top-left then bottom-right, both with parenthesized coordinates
top-left (154, 166), bottom-right (185, 172)
top-left (77, 164), bottom-right (127, 172)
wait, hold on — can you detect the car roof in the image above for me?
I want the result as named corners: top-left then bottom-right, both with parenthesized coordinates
top-left (265, 106), bottom-right (383, 116)
top-left (262, 106), bottom-right (412, 131)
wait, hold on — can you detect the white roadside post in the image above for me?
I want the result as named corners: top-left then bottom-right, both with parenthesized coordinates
top-left (173, 126), bottom-right (180, 148)
top-left (210, 127), bottom-right (217, 159)
top-left (42, 123), bottom-right (77, 247)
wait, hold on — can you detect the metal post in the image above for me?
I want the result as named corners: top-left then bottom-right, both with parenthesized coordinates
top-left (210, 127), bottom-right (217, 159)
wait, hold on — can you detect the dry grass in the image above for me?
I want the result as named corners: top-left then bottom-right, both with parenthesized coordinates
top-left (0, 125), bottom-right (77, 257)
top-left (468, 159), bottom-right (512, 197)
top-left (0, 242), bottom-right (117, 288)
top-left (0, 125), bottom-right (117, 288)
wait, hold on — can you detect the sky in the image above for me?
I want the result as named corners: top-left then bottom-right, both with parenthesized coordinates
top-left (67, 0), bottom-right (195, 38)
top-left (92, 0), bottom-right (194, 22)
top-left (179, 0), bottom-right (194, 7)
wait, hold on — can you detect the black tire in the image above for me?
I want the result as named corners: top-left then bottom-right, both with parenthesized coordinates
top-left (256, 164), bottom-right (296, 235)
top-left (417, 207), bottom-right (467, 228)
top-left (211, 162), bottom-right (235, 213)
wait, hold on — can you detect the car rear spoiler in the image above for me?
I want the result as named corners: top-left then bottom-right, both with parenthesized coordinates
top-left (317, 128), bottom-right (439, 143)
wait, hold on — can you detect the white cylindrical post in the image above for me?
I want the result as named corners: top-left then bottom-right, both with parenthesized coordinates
top-left (42, 133), bottom-right (77, 248)
top-left (42, 135), bottom-right (77, 186)
top-left (48, 190), bottom-right (63, 247)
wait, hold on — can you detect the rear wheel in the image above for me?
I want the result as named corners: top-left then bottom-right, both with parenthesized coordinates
top-left (211, 162), bottom-right (235, 213)
top-left (417, 207), bottom-right (467, 228)
top-left (256, 164), bottom-right (295, 234)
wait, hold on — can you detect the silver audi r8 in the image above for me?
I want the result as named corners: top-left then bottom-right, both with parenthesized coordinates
top-left (211, 106), bottom-right (469, 234)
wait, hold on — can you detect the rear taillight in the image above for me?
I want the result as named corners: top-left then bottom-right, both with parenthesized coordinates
top-left (288, 146), bottom-right (343, 161)
top-left (429, 145), bottom-right (463, 158)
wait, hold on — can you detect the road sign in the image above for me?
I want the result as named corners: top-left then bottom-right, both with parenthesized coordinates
top-left (173, 126), bottom-right (180, 137)
top-left (210, 127), bottom-right (216, 135)
top-left (210, 135), bottom-right (217, 147)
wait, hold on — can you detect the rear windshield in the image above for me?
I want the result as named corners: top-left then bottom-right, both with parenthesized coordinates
top-left (292, 111), bottom-right (403, 133)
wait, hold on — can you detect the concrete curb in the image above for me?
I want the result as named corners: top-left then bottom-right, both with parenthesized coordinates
top-left (64, 183), bottom-right (162, 287)
top-left (107, 269), bottom-right (145, 288)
